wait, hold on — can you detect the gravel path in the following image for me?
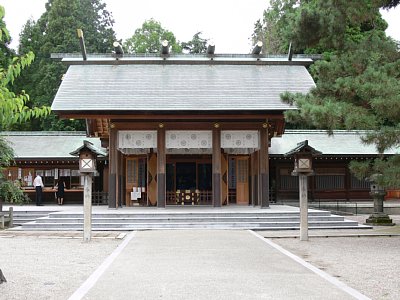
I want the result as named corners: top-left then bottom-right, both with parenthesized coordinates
top-left (270, 236), bottom-right (400, 300)
top-left (0, 235), bottom-right (122, 300)
top-left (259, 214), bottom-right (400, 300)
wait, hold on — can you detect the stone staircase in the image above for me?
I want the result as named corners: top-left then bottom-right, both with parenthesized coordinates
top-left (14, 210), bottom-right (370, 231)
top-left (11, 210), bottom-right (54, 226)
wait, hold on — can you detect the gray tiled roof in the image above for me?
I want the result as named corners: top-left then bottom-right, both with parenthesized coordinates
top-left (51, 64), bottom-right (315, 112)
top-left (3, 130), bottom-right (396, 159)
top-left (270, 130), bottom-right (399, 156)
top-left (1, 132), bottom-right (106, 159)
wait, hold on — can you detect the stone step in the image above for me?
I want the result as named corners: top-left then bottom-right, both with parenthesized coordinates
top-left (35, 215), bottom-right (346, 224)
top-left (19, 220), bottom-right (361, 230)
top-left (12, 213), bottom-right (51, 226)
top-left (47, 211), bottom-right (332, 219)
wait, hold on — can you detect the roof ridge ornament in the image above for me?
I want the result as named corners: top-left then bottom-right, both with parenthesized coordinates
top-left (76, 29), bottom-right (87, 61)
top-left (287, 41), bottom-right (293, 61)
top-left (207, 41), bottom-right (215, 57)
top-left (252, 41), bottom-right (263, 55)
top-left (161, 40), bottom-right (170, 58)
top-left (113, 41), bottom-right (124, 59)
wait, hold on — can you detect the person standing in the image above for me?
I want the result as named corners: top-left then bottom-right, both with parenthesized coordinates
top-left (33, 173), bottom-right (44, 206)
top-left (55, 178), bottom-right (65, 205)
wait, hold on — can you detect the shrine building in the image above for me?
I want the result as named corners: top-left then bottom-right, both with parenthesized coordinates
top-left (50, 52), bottom-right (315, 209)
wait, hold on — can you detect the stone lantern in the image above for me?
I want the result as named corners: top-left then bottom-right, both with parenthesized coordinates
top-left (70, 140), bottom-right (105, 242)
top-left (365, 174), bottom-right (394, 226)
top-left (79, 148), bottom-right (97, 174)
top-left (285, 140), bottom-right (322, 241)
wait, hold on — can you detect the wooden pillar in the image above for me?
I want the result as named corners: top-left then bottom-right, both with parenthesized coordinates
top-left (345, 161), bottom-right (350, 202)
top-left (108, 126), bottom-right (117, 209)
top-left (212, 125), bottom-right (221, 207)
top-left (255, 150), bottom-right (260, 206)
top-left (157, 125), bottom-right (166, 208)
top-left (299, 174), bottom-right (309, 241)
top-left (260, 125), bottom-right (270, 208)
top-left (117, 150), bottom-right (124, 207)
top-left (115, 146), bottom-right (120, 207)
top-left (83, 174), bottom-right (92, 242)
top-left (251, 152), bottom-right (256, 207)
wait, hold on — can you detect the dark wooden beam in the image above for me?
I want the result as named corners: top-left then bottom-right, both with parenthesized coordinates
top-left (109, 120), bottom-right (285, 130)
top-left (260, 124), bottom-right (270, 208)
top-left (55, 113), bottom-right (287, 121)
top-left (212, 125), bottom-right (222, 207)
top-left (108, 127), bottom-right (117, 208)
top-left (157, 125), bottom-right (166, 207)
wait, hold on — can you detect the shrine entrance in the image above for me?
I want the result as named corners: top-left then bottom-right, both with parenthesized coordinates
top-left (166, 158), bottom-right (213, 205)
top-left (119, 129), bottom-right (265, 207)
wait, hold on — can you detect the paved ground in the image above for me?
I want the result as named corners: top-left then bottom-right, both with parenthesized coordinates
top-left (0, 213), bottom-right (399, 300)
top-left (81, 230), bottom-right (358, 300)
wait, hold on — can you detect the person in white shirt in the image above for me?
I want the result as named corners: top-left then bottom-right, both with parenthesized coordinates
top-left (33, 174), bottom-right (44, 206)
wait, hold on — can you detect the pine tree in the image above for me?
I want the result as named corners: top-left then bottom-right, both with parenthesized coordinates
top-left (254, 0), bottom-right (400, 187)
top-left (181, 32), bottom-right (208, 54)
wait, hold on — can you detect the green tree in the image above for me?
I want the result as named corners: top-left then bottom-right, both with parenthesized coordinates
top-left (251, 0), bottom-right (296, 54)
top-left (0, 6), bottom-right (50, 129)
top-left (268, 0), bottom-right (400, 187)
top-left (0, 5), bottom-right (14, 70)
top-left (123, 19), bottom-right (182, 54)
top-left (0, 6), bottom-right (49, 208)
top-left (14, 0), bottom-right (116, 131)
top-left (253, 0), bottom-right (390, 54)
top-left (181, 32), bottom-right (208, 54)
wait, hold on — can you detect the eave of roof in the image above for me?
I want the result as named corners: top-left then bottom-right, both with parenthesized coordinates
top-left (1, 132), bottom-right (107, 159)
top-left (270, 130), bottom-right (399, 156)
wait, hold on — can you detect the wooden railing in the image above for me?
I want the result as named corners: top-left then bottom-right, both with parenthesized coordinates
top-left (166, 190), bottom-right (212, 205)
top-left (92, 191), bottom-right (108, 205)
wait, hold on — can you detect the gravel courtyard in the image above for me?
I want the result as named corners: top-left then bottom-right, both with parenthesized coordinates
top-left (0, 215), bottom-right (399, 300)
top-left (258, 214), bottom-right (400, 300)
top-left (0, 232), bottom-right (123, 300)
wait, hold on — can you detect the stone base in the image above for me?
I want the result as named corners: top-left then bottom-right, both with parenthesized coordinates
top-left (365, 213), bottom-right (395, 226)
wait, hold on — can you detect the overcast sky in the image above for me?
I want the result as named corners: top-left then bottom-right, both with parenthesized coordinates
top-left (2, 0), bottom-right (400, 54)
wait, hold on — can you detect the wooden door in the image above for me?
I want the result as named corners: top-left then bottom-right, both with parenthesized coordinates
top-left (221, 153), bottom-right (228, 205)
top-left (126, 157), bottom-right (147, 206)
top-left (147, 153), bottom-right (157, 206)
top-left (236, 156), bottom-right (249, 205)
top-left (126, 157), bottom-right (138, 206)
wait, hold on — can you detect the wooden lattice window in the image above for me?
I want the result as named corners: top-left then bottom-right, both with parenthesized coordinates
top-left (228, 157), bottom-right (236, 189)
top-left (350, 175), bottom-right (369, 189)
top-left (279, 168), bottom-right (298, 190)
top-left (127, 157), bottom-right (146, 187)
top-left (315, 168), bottom-right (345, 190)
top-left (127, 159), bottom-right (138, 185)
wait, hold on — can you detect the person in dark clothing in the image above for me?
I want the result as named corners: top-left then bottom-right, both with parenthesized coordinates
top-left (56, 179), bottom-right (65, 205)
top-left (33, 174), bottom-right (44, 206)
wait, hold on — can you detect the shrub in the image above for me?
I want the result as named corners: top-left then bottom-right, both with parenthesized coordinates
top-left (0, 180), bottom-right (30, 205)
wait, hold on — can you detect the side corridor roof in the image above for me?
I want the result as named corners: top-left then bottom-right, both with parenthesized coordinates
top-left (1, 130), bottom-right (397, 159)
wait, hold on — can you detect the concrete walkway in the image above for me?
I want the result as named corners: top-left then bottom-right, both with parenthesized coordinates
top-left (69, 230), bottom-right (368, 300)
